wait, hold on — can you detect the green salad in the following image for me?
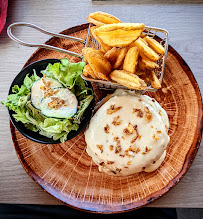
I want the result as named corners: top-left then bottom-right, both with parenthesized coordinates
top-left (2, 58), bottom-right (93, 143)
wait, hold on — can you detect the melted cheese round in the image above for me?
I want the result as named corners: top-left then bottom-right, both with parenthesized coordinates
top-left (41, 88), bottom-right (78, 119)
top-left (85, 89), bottom-right (170, 176)
top-left (31, 78), bottom-right (62, 109)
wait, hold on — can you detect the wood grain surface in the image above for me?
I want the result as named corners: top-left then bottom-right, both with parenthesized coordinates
top-left (0, 0), bottom-right (203, 209)
top-left (8, 24), bottom-right (202, 213)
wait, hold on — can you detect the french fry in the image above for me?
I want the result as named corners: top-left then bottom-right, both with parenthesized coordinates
top-left (90, 26), bottom-right (97, 35)
top-left (82, 47), bottom-right (95, 62)
top-left (100, 43), bottom-right (112, 53)
top-left (104, 47), bottom-right (128, 69)
top-left (97, 72), bottom-right (110, 81)
top-left (83, 64), bottom-right (98, 79)
top-left (94, 23), bottom-right (145, 47)
top-left (90, 25), bottom-right (112, 52)
top-left (139, 72), bottom-right (150, 84)
top-left (147, 70), bottom-right (161, 89)
top-left (91, 26), bottom-right (111, 52)
top-left (110, 70), bottom-right (147, 90)
top-left (129, 38), bottom-right (147, 48)
top-left (138, 58), bottom-right (147, 71)
top-left (83, 65), bottom-right (89, 77)
top-left (118, 61), bottom-right (124, 70)
top-left (83, 12), bottom-right (166, 90)
top-left (113, 47), bottom-right (128, 69)
top-left (144, 36), bottom-right (165, 54)
top-left (123, 46), bottom-right (139, 74)
top-left (134, 37), bottom-right (160, 61)
top-left (82, 47), bottom-right (96, 56)
top-left (139, 37), bottom-right (148, 45)
top-left (135, 70), bottom-right (146, 76)
top-left (140, 53), bottom-right (159, 69)
top-left (87, 11), bottom-right (121, 27)
top-left (83, 47), bottom-right (111, 80)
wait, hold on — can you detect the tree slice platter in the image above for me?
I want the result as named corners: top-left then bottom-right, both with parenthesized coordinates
top-left (10, 23), bottom-right (202, 213)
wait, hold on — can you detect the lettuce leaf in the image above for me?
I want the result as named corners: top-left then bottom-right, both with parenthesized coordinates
top-left (42, 58), bottom-right (86, 89)
top-left (23, 70), bottom-right (40, 89)
top-left (73, 95), bottom-right (93, 124)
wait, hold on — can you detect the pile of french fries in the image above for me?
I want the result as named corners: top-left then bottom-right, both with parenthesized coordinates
top-left (82, 11), bottom-right (165, 90)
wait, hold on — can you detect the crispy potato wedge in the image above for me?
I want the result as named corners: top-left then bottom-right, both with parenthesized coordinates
top-left (128, 41), bottom-right (136, 48)
top-left (104, 47), bottom-right (128, 69)
top-left (83, 64), bottom-right (98, 79)
top-left (132, 65), bottom-right (149, 83)
top-left (87, 11), bottom-right (121, 27)
top-left (128, 38), bottom-right (147, 48)
top-left (134, 37), bottom-right (160, 61)
top-left (100, 43), bottom-right (112, 53)
top-left (95, 23), bottom-right (145, 32)
top-left (144, 36), bottom-right (165, 54)
top-left (147, 70), bottom-right (161, 89)
top-left (113, 47), bottom-right (128, 69)
top-left (82, 47), bottom-right (96, 54)
top-left (82, 47), bottom-right (96, 62)
top-left (90, 26), bottom-right (98, 35)
top-left (97, 72), bottom-right (110, 81)
top-left (135, 70), bottom-right (146, 76)
top-left (138, 37), bottom-right (148, 45)
top-left (139, 72), bottom-right (150, 84)
top-left (140, 37), bottom-right (148, 45)
top-left (94, 23), bottom-right (145, 47)
top-left (118, 61), bottom-right (124, 70)
top-left (140, 53), bottom-right (159, 69)
top-left (138, 58), bottom-right (147, 71)
top-left (123, 46), bottom-right (139, 74)
top-left (83, 65), bottom-right (89, 77)
top-left (83, 47), bottom-right (111, 80)
top-left (90, 25), bottom-right (112, 52)
top-left (110, 70), bottom-right (147, 90)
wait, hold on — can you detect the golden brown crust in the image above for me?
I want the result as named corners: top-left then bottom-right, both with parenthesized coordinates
top-left (110, 70), bottom-right (147, 90)
top-left (82, 47), bottom-right (111, 80)
top-left (83, 64), bottom-right (97, 79)
top-left (147, 70), bottom-right (161, 89)
top-left (140, 53), bottom-right (159, 69)
top-left (90, 26), bottom-right (112, 52)
top-left (134, 37), bottom-right (160, 61)
top-left (87, 11), bottom-right (121, 27)
top-left (94, 23), bottom-right (145, 47)
top-left (104, 47), bottom-right (128, 69)
top-left (123, 46), bottom-right (139, 74)
top-left (144, 36), bottom-right (165, 54)
top-left (95, 23), bottom-right (145, 32)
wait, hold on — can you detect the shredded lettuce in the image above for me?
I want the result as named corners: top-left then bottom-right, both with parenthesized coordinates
top-left (73, 95), bottom-right (93, 124)
top-left (42, 58), bottom-right (86, 89)
top-left (2, 58), bottom-right (93, 143)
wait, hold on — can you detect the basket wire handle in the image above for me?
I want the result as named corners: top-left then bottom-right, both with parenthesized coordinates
top-left (7, 22), bottom-right (85, 59)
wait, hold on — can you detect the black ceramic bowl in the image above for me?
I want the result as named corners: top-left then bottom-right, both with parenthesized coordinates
top-left (8, 59), bottom-right (94, 144)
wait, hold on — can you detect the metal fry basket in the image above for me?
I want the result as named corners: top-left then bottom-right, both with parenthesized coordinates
top-left (82, 24), bottom-right (169, 91)
top-left (7, 22), bottom-right (168, 92)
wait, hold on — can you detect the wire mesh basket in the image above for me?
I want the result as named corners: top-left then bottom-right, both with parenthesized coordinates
top-left (7, 22), bottom-right (168, 92)
top-left (81, 24), bottom-right (169, 91)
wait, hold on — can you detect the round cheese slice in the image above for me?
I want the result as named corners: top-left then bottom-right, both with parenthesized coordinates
top-left (31, 77), bottom-right (63, 109)
top-left (85, 89), bottom-right (170, 176)
top-left (40, 88), bottom-right (78, 119)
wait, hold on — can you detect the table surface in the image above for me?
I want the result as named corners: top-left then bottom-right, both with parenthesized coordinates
top-left (0, 0), bottom-right (202, 208)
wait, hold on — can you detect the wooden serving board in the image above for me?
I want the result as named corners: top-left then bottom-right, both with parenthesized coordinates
top-left (10, 23), bottom-right (202, 213)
